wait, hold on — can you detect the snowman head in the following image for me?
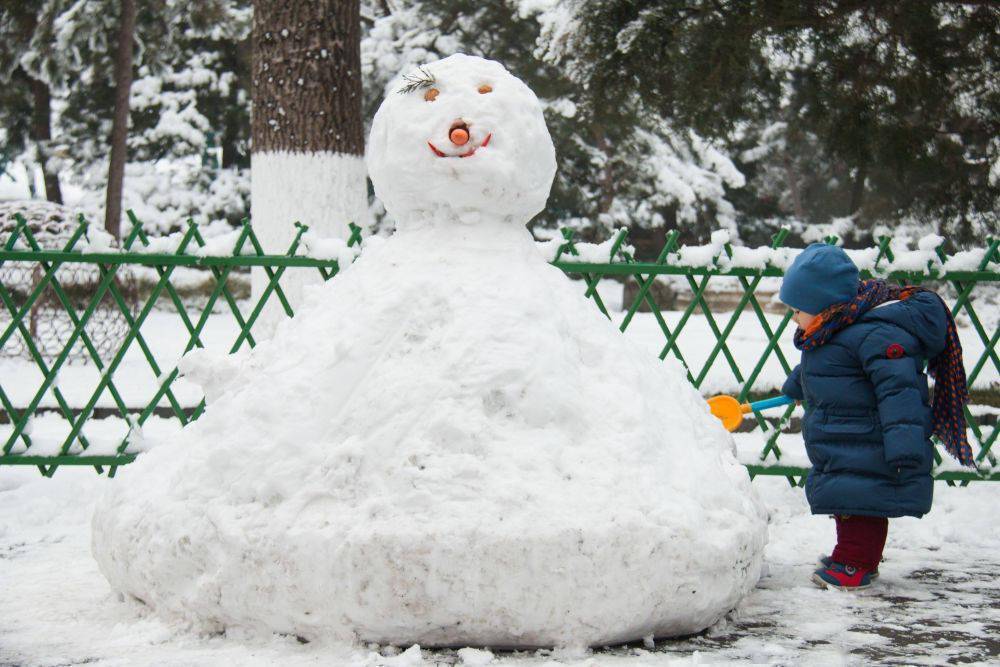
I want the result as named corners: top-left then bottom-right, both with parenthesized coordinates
top-left (367, 54), bottom-right (556, 227)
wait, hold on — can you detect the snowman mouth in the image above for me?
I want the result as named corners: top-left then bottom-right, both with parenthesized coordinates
top-left (427, 132), bottom-right (492, 158)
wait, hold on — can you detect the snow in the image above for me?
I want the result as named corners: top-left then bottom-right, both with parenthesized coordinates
top-left (249, 150), bottom-right (368, 331)
top-left (2, 469), bottom-right (997, 665)
top-left (2, 410), bottom-right (181, 457)
top-left (544, 227), bottom-right (999, 278)
top-left (1, 159), bottom-right (251, 235)
top-left (623, 125), bottom-right (744, 234)
top-left (674, 234), bottom-right (729, 269)
top-left (943, 248), bottom-right (993, 272)
top-left (0, 198), bottom-right (343, 261)
top-left (1, 254), bottom-right (997, 661)
top-left (299, 229), bottom-right (361, 265)
top-left (89, 54), bottom-right (767, 650)
top-left (458, 647), bottom-right (497, 665)
top-left (917, 234), bottom-right (944, 252)
top-left (801, 216), bottom-right (856, 244)
top-left (545, 231), bottom-right (633, 264)
top-left (368, 55), bottom-right (556, 228)
top-left (78, 226), bottom-right (120, 253)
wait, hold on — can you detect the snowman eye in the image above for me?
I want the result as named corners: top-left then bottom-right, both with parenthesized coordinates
top-left (478, 85), bottom-right (493, 94)
top-left (424, 88), bottom-right (440, 102)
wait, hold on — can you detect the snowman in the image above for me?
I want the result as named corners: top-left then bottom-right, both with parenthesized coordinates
top-left (92, 54), bottom-right (767, 649)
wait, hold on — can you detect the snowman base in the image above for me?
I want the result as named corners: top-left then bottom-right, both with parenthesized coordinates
top-left (338, 523), bottom-right (760, 648)
top-left (94, 498), bottom-right (762, 648)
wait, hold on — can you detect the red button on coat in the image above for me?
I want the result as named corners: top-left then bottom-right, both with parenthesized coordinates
top-left (886, 343), bottom-right (905, 359)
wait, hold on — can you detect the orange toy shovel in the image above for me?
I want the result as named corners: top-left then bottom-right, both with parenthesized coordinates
top-left (708, 395), bottom-right (794, 432)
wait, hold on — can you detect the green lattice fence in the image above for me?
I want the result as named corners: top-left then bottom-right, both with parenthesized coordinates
top-left (1, 213), bottom-right (997, 484)
top-left (1, 212), bottom-right (359, 476)
top-left (551, 227), bottom-right (1000, 486)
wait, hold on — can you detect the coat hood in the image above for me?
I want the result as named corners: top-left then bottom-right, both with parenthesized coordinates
top-left (859, 291), bottom-right (949, 358)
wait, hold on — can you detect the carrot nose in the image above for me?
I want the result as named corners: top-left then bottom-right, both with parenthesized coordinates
top-left (450, 126), bottom-right (470, 146)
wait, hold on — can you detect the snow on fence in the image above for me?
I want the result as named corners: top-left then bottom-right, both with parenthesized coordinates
top-left (1, 212), bottom-right (997, 486)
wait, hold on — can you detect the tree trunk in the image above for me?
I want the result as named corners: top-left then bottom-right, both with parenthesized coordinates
top-left (104, 0), bottom-right (137, 239)
top-left (252, 0), bottom-right (364, 156)
top-left (26, 74), bottom-right (63, 204)
top-left (250, 0), bottom-right (368, 329)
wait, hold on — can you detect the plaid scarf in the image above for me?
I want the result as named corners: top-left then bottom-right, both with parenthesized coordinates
top-left (794, 279), bottom-right (974, 467)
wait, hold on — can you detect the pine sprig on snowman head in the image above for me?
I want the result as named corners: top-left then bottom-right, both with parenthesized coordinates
top-left (397, 66), bottom-right (437, 95)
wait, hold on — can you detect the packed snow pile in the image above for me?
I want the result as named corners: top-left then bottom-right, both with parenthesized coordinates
top-left (92, 54), bottom-right (767, 649)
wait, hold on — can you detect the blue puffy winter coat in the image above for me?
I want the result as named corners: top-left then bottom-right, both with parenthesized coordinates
top-left (782, 292), bottom-right (949, 518)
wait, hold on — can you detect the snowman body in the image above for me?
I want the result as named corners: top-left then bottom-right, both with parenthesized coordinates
top-left (92, 54), bottom-right (767, 648)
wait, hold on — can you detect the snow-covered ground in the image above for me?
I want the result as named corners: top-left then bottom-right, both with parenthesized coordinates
top-left (1, 468), bottom-right (997, 666)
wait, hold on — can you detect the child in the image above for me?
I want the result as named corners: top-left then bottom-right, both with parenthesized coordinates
top-left (779, 243), bottom-right (973, 590)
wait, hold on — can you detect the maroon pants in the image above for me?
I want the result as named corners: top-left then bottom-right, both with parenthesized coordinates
top-left (830, 515), bottom-right (888, 571)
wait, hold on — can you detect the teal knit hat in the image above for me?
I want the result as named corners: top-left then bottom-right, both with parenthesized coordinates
top-left (779, 244), bottom-right (859, 314)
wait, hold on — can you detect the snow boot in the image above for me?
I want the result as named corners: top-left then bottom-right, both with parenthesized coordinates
top-left (817, 555), bottom-right (879, 579)
top-left (812, 561), bottom-right (874, 590)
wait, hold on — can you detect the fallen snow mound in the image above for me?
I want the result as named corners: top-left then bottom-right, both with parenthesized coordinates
top-left (92, 54), bottom-right (767, 649)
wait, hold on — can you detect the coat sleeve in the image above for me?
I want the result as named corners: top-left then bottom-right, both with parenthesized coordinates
top-left (782, 364), bottom-right (804, 401)
top-left (858, 328), bottom-right (927, 469)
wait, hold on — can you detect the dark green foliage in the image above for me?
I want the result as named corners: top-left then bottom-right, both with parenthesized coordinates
top-left (0, 77), bottom-right (31, 168)
top-left (565, 0), bottom-right (1000, 241)
top-left (3, 1), bottom-right (996, 242)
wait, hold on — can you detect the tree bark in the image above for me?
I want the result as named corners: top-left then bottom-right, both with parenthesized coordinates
top-left (25, 74), bottom-right (63, 204)
top-left (104, 0), bottom-right (137, 239)
top-left (250, 0), bottom-right (368, 332)
top-left (252, 0), bottom-right (364, 156)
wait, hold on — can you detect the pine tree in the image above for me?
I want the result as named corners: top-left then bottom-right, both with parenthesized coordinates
top-left (0, 1), bottom-right (72, 204)
top-left (2, 0), bottom-right (253, 232)
top-left (545, 0), bottom-right (1000, 242)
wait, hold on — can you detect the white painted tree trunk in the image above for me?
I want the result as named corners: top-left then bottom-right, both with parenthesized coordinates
top-left (250, 0), bottom-right (366, 336)
top-left (250, 151), bottom-right (367, 334)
